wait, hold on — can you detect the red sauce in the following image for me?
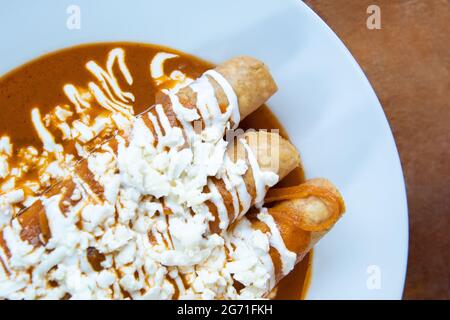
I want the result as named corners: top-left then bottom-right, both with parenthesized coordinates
top-left (0, 42), bottom-right (312, 299)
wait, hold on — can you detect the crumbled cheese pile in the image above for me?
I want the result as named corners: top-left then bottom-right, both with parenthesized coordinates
top-left (0, 49), bottom-right (296, 300)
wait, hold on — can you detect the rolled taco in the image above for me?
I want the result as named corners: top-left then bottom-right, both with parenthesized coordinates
top-left (207, 131), bottom-right (300, 233)
top-left (249, 178), bottom-right (345, 288)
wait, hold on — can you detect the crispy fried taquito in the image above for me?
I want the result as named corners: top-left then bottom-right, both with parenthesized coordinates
top-left (250, 178), bottom-right (345, 286)
top-left (207, 131), bottom-right (300, 233)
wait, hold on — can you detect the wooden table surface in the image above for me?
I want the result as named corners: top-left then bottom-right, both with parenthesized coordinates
top-left (304, 0), bottom-right (449, 299)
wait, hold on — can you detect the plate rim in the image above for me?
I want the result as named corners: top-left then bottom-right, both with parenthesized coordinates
top-left (295, 0), bottom-right (408, 299)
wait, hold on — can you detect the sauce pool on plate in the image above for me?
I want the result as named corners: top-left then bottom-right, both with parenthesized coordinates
top-left (0, 42), bottom-right (312, 299)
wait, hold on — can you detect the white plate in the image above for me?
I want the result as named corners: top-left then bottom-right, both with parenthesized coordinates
top-left (0, 0), bottom-right (408, 299)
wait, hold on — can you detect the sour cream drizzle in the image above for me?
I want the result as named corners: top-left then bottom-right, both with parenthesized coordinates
top-left (207, 180), bottom-right (229, 230)
top-left (257, 209), bottom-right (297, 277)
top-left (240, 138), bottom-right (279, 208)
top-left (86, 48), bottom-right (134, 107)
top-left (150, 52), bottom-right (178, 81)
top-left (31, 108), bottom-right (63, 154)
top-left (204, 70), bottom-right (240, 129)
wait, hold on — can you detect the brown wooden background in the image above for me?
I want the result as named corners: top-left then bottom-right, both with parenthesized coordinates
top-left (304, 0), bottom-right (449, 299)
